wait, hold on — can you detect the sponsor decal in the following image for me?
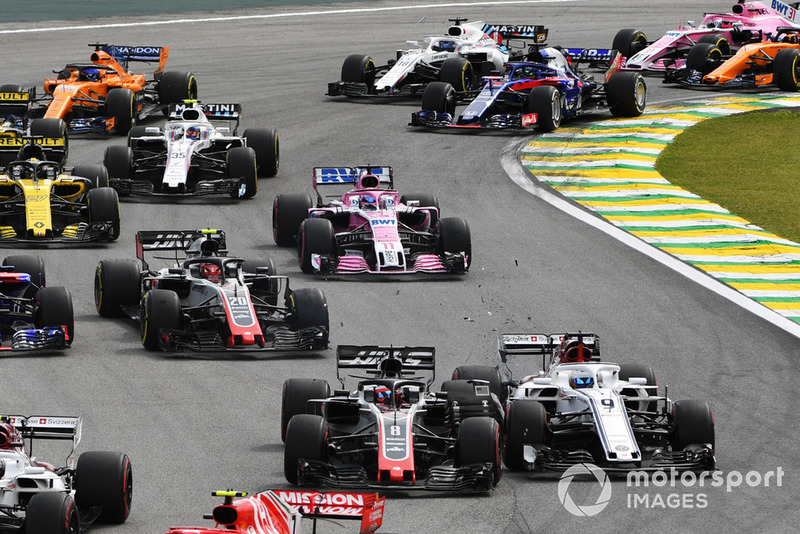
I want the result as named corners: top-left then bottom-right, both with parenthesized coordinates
top-left (772, 0), bottom-right (797, 20)
top-left (275, 491), bottom-right (365, 507)
top-left (521, 113), bottom-right (537, 127)
top-left (0, 92), bottom-right (29, 101)
top-left (0, 137), bottom-right (64, 146)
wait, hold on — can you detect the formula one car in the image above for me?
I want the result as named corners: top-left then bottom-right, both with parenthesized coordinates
top-left (94, 229), bottom-right (329, 352)
top-left (614, 1), bottom-right (800, 73)
top-left (327, 19), bottom-right (548, 97)
top-left (0, 88), bottom-right (68, 166)
top-left (103, 101), bottom-right (278, 198)
top-left (411, 45), bottom-right (646, 131)
top-left (664, 28), bottom-right (800, 89)
top-left (4, 43), bottom-right (197, 135)
top-left (0, 415), bottom-right (132, 532)
top-left (282, 345), bottom-right (501, 491)
top-left (487, 333), bottom-right (716, 472)
top-left (273, 166), bottom-right (470, 275)
top-left (164, 489), bottom-right (384, 534)
top-left (0, 254), bottom-right (73, 351)
top-left (0, 142), bottom-right (120, 243)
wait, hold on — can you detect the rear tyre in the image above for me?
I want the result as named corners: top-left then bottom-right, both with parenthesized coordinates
top-left (774, 48), bottom-right (800, 91)
top-left (226, 146), bottom-right (258, 199)
top-left (504, 400), bottom-right (547, 470)
top-left (94, 259), bottom-right (141, 317)
top-left (72, 164), bottom-right (109, 188)
top-left (421, 81), bottom-right (456, 114)
top-left (158, 71), bottom-right (198, 110)
top-left (105, 88), bottom-right (135, 135)
top-left (284, 414), bottom-right (327, 485)
top-left (456, 416), bottom-right (501, 486)
top-left (525, 85), bottom-right (562, 132)
top-left (3, 254), bottom-right (45, 288)
top-left (671, 399), bottom-right (715, 452)
top-left (606, 71), bottom-right (646, 117)
top-left (243, 128), bottom-right (279, 177)
top-left (439, 56), bottom-right (475, 92)
top-left (289, 287), bottom-right (329, 348)
top-left (437, 217), bottom-right (471, 271)
top-left (103, 145), bottom-right (133, 181)
top-left (298, 218), bottom-right (336, 274)
top-left (619, 363), bottom-right (658, 412)
top-left (452, 365), bottom-right (504, 403)
top-left (399, 193), bottom-right (439, 228)
top-left (273, 194), bottom-right (314, 246)
top-left (281, 378), bottom-right (331, 442)
top-left (140, 289), bottom-right (182, 351)
top-left (75, 451), bottom-right (133, 524)
top-left (341, 54), bottom-right (376, 93)
top-left (87, 187), bottom-right (121, 240)
top-left (612, 28), bottom-right (648, 57)
top-left (685, 43), bottom-right (723, 75)
top-left (35, 286), bottom-right (74, 345)
top-left (24, 493), bottom-right (80, 534)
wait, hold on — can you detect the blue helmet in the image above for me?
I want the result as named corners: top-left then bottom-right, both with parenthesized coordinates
top-left (570, 376), bottom-right (594, 389)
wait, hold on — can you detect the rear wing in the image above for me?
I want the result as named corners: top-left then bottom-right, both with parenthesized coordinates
top-left (1, 415), bottom-right (81, 466)
top-left (563, 47), bottom-right (616, 67)
top-left (313, 166), bottom-right (394, 204)
top-left (498, 332), bottom-right (600, 378)
top-left (484, 24), bottom-right (548, 43)
top-left (135, 229), bottom-right (227, 269)
top-left (167, 102), bottom-right (242, 122)
top-left (270, 490), bottom-right (385, 533)
top-left (336, 345), bottom-right (436, 387)
top-left (0, 87), bottom-right (33, 115)
top-left (0, 135), bottom-right (68, 168)
top-left (99, 44), bottom-right (169, 74)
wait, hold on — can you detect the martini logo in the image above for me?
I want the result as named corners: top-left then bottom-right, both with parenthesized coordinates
top-left (558, 463), bottom-right (612, 517)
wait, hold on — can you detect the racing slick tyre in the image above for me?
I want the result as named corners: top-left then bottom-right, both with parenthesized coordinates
top-left (670, 399), bottom-right (715, 452)
top-left (75, 451), bottom-right (133, 524)
top-left (87, 187), bottom-right (121, 240)
top-left (503, 400), bottom-right (548, 470)
top-left (29, 118), bottom-right (68, 164)
top-left (438, 56), bottom-right (476, 92)
top-left (95, 259), bottom-right (141, 318)
top-left (158, 71), bottom-right (198, 110)
top-left (421, 81), bottom-right (456, 115)
top-left (455, 416), bottom-right (501, 487)
top-left (452, 365), bottom-right (505, 403)
top-left (243, 128), bottom-right (279, 178)
top-left (697, 33), bottom-right (731, 55)
top-left (281, 378), bottom-right (331, 442)
top-left (437, 217), bottom-right (471, 272)
top-left (127, 125), bottom-right (153, 144)
top-left (685, 43), bottom-right (723, 75)
top-left (525, 85), bottom-right (562, 132)
top-left (105, 87), bottom-right (135, 135)
top-left (399, 193), bottom-right (440, 228)
top-left (273, 193), bottom-right (314, 246)
top-left (284, 414), bottom-right (328, 485)
top-left (103, 145), bottom-right (133, 181)
top-left (619, 363), bottom-right (658, 412)
top-left (3, 254), bottom-right (45, 288)
top-left (441, 379), bottom-right (499, 422)
top-left (140, 289), bottom-right (182, 351)
top-left (774, 48), bottom-right (800, 91)
top-left (35, 286), bottom-right (74, 345)
top-left (288, 287), bottom-right (329, 348)
top-left (606, 71), bottom-right (647, 117)
top-left (24, 492), bottom-right (80, 534)
top-left (226, 146), bottom-right (258, 199)
top-left (298, 217), bottom-right (336, 274)
top-left (341, 54), bottom-right (376, 93)
top-left (611, 28), bottom-right (648, 58)
top-left (73, 163), bottom-right (110, 188)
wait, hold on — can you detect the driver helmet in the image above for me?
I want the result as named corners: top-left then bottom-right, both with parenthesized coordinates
top-left (435, 40), bottom-right (457, 52)
top-left (570, 375), bottom-right (594, 389)
top-left (0, 422), bottom-right (18, 449)
top-left (82, 68), bottom-right (100, 81)
top-left (186, 126), bottom-right (202, 140)
top-left (200, 262), bottom-right (222, 283)
top-left (374, 385), bottom-right (392, 404)
top-left (360, 194), bottom-right (378, 211)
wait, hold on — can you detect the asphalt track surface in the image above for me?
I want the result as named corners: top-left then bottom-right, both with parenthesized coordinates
top-left (1, 1), bottom-right (798, 533)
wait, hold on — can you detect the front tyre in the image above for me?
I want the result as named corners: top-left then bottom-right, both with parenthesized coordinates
top-left (774, 48), bottom-right (800, 91)
top-left (298, 218), bottom-right (336, 274)
top-left (504, 400), bottom-right (547, 470)
top-left (289, 287), bottom-right (329, 348)
top-left (438, 57), bottom-right (475, 92)
top-left (105, 88), bottom-right (135, 135)
top-left (421, 81), bottom-right (456, 115)
top-left (437, 217), bottom-right (471, 272)
top-left (456, 416), bottom-right (501, 487)
top-left (24, 493), bottom-right (80, 534)
top-left (226, 146), bottom-right (258, 199)
top-left (87, 187), bottom-right (121, 240)
top-left (525, 85), bottom-right (562, 132)
top-left (612, 28), bottom-right (648, 57)
top-left (606, 71), bottom-right (646, 117)
top-left (284, 414), bottom-right (328, 485)
top-left (341, 54), bottom-right (376, 93)
top-left (685, 43), bottom-right (723, 75)
top-left (140, 289), bottom-right (181, 350)
top-left (35, 286), bottom-right (74, 345)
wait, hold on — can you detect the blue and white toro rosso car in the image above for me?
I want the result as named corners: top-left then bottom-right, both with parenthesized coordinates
top-left (102, 101), bottom-right (278, 198)
top-left (327, 19), bottom-right (548, 97)
top-left (411, 45), bottom-right (646, 132)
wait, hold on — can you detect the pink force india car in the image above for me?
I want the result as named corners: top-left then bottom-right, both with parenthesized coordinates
top-left (164, 489), bottom-right (384, 534)
top-left (272, 166), bottom-right (470, 275)
top-left (613, 0), bottom-right (800, 72)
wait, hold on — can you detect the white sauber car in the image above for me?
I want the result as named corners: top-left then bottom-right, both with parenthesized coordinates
top-left (327, 19), bottom-right (548, 97)
top-left (102, 101), bottom-right (278, 199)
top-left (455, 333), bottom-right (715, 473)
top-left (0, 415), bottom-right (132, 532)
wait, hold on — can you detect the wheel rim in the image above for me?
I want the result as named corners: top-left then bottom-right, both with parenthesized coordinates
top-left (551, 92), bottom-right (562, 125)
top-left (634, 78), bottom-right (646, 109)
